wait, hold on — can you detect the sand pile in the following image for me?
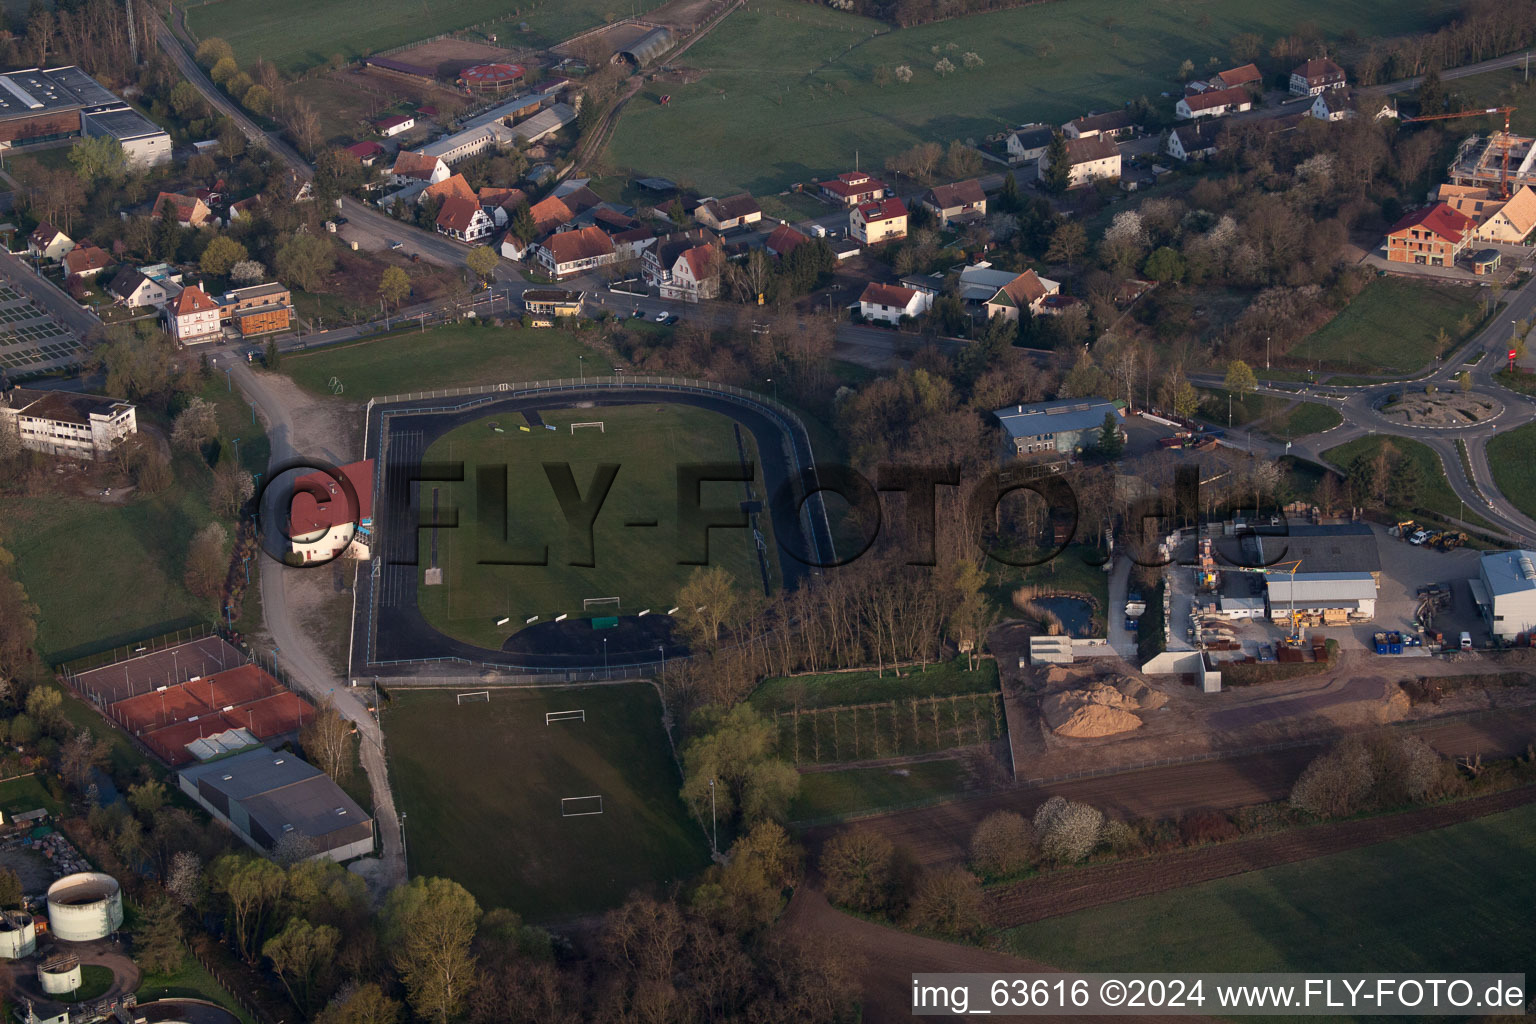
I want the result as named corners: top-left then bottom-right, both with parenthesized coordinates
top-left (1114, 676), bottom-right (1170, 711)
top-left (1043, 683), bottom-right (1144, 737)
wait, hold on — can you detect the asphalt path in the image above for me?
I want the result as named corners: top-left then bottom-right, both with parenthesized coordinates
top-left (357, 382), bottom-right (833, 673)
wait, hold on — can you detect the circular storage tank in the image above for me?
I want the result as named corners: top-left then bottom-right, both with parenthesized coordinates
top-left (46, 873), bottom-right (123, 942)
top-left (0, 911), bottom-right (36, 959)
top-left (38, 956), bottom-right (82, 996)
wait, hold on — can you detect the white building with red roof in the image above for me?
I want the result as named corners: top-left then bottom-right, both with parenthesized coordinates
top-left (859, 282), bottom-right (928, 324)
top-left (289, 461), bottom-right (375, 563)
top-left (533, 226), bottom-right (616, 279)
top-left (820, 171), bottom-right (887, 207)
top-left (661, 242), bottom-right (722, 302)
top-left (1175, 85), bottom-right (1253, 120)
top-left (167, 284), bottom-right (222, 345)
top-left (850, 196), bottom-right (908, 244)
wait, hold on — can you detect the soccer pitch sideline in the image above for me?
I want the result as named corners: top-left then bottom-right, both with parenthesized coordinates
top-left (416, 403), bottom-right (775, 648)
top-left (384, 683), bottom-right (707, 921)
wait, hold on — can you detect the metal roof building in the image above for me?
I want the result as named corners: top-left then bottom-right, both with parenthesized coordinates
top-left (1265, 571), bottom-right (1377, 620)
top-left (1475, 549), bottom-right (1536, 639)
top-left (1221, 523), bottom-right (1381, 580)
top-left (620, 27), bottom-right (673, 67)
top-left (178, 748), bottom-right (373, 863)
top-left (994, 397), bottom-right (1120, 457)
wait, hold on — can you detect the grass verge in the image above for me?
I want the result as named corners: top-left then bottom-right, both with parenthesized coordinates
top-left (789, 758), bottom-right (968, 822)
top-left (1487, 420), bottom-right (1536, 522)
top-left (1290, 278), bottom-right (1486, 374)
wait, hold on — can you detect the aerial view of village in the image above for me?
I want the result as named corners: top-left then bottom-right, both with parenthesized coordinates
top-left (0, 0), bottom-right (1532, 1020)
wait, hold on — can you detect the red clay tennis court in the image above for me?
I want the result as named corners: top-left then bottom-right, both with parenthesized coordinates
top-left (69, 637), bottom-right (246, 705)
top-left (110, 686), bottom-right (210, 734)
top-left (181, 664), bottom-right (282, 710)
top-left (233, 692), bottom-right (313, 736)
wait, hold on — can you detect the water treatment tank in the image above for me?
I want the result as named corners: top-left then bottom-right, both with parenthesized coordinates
top-left (0, 910), bottom-right (35, 958)
top-left (46, 872), bottom-right (123, 942)
top-left (38, 954), bottom-right (82, 995)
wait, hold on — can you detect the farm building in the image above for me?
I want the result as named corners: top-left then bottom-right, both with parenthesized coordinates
top-left (0, 386), bottom-right (136, 461)
top-left (620, 28), bottom-right (673, 67)
top-left (994, 398), bottom-right (1120, 458)
top-left (1473, 549), bottom-right (1536, 640)
top-left (374, 114), bottom-right (415, 137)
top-left (459, 62), bottom-right (525, 93)
top-left (179, 748), bottom-right (375, 863)
top-left (510, 102), bottom-right (577, 144)
top-left (1264, 572), bottom-right (1377, 623)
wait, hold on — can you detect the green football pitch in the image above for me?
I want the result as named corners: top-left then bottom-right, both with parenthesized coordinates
top-left (417, 403), bottom-right (774, 649)
top-left (385, 685), bottom-right (708, 921)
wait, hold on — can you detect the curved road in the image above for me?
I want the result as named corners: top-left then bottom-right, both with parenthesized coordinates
top-left (1192, 268), bottom-right (1536, 545)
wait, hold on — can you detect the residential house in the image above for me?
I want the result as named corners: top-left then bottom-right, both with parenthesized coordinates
top-left (528, 195), bottom-right (576, 234)
top-left (344, 140), bottom-right (385, 165)
top-left (1005, 124), bottom-right (1054, 164)
top-left (611, 226), bottom-right (656, 260)
top-left (850, 196), bottom-right (907, 245)
top-left (62, 242), bottom-right (112, 280)
top-left (0, 386), bottom-right (137, 461)
top-left (106, 266), bottom-right (171, 309)
top-left (216, 282), bottom-right (292, 336)
top-left (1308, 90), bottom-right (1358, 122)
top-left (858, 282), bottom-right (928, 324)
top-left (1289, 57), bottom-right (1346, 96)
top-left (765, 223), bottom-right (809, 259)
top-left (994, 398), bottom-right (1121, 458)
top-left (27, 223), bottom-right (73, 261)
top-left (477, 187), bottom-right (526, 227)
top-left (1175, 85), bottom-right (1253, 119)
top-left (374, 114), bottom-right (414, 137)
top-left (665, 243), bottom-right (723, 302)
top-left (819, 171), bottom-right (887, 207)
top-left (1037, 135), bottom-right (1121, 188)
top-left (1063, 110), bottom-right (1135, 139)
top-left (153, 192), bottom-right (214, 228)
top-left (388, 151), bottom-right (450, 187)
top-left (421, 173), bottom-right (477, 206)
top-left (1437, 184), bottom-right (1536, 244)
top-left (500, 232), bottom-right (532, 261)
top-left (1385, 202), bottom-right (1477, 266)
top-left (919, 179), bottom-right (987, 227)
top-left (978, 268), bottom-right (1059, 321)
top-left (643, 228), bottom-right (719, 292)
top-left (228, 196), bottom-right (261, 222)
top-left (435, 195), bottom-right (496, 242)
top-left (522, 289), bottom-right (583, 323)
top-left (533, 226), bottom-right (616, 279)
top-left (694, 193), bottom-right (763, 231)
top-left (1167, 122), bottom-right (1221, 162)
top-left (167, 284), bottom-right (222, 345)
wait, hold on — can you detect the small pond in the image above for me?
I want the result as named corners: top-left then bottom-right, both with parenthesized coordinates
top-left (1033, 596), bottom-right (1095, 637)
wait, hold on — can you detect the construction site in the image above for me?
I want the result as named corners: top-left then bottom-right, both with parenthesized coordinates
top-left (1446, 121), bottom-right (1536, 194)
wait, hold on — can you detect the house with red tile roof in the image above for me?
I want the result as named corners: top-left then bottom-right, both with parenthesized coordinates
top-left (1175, 85), bottom-right (1253, 120)
top-left (533, 226), bottom-right (616, 279)
top-left (388, 151), bottom-right (450, 186)
top-left (528, 195), bottom-right (576, 234)
top-left (63, 242), bottom-right (112, 280)
top-left (421, 173), bottom-right (477, 206)
top-left (920, 179), bottom-right (987, 226)
top-left (153, 192), bottom-right (215, 228)
top-left (661, 241), bottom-right (723, 302)
top-left (27, 222), bottom-right (73, 261)
top-left (290, 461), bottom-right (375, 562)
top-left (1290, 57), bottom-right (1346, 96)
top-left (1212, 63), bottom-right (1262, 89)
top-left (435, 195), bottom-right (496, 242)
top-left (1386, 203), bottom-right (1477, 266)
top-left (167, 284), bottom-right (223, 344)
top-left (765, 223), bottom-right (810, 259)
top-left (850, 196), bottom-right (907, 244)
top-left (819, 171), bottom-right (887, 207)
top-left (859, 282), bottom-right (927, 324)
top-left (344, 140), bottom-right (386, 165)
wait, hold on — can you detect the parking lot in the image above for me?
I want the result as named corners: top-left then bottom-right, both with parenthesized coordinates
top-left (0, 283), bottom-right (84, 378)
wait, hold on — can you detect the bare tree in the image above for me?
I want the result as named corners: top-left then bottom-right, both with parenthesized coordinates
top-left (300, 700), bottom-right (354, 784)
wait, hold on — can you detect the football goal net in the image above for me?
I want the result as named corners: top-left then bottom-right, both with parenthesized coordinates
top-left (455, 691), bottom-right (490, 704)
top-left (583, 596), bottom-right (620, 611)
top-left (561, 795), bottom-right (604, 817)
top-left (570, 421), bottom-right (605, 433)
top-left (546, 709), bottom-right (585, 724)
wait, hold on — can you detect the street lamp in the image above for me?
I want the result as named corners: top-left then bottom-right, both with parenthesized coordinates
top-left (658, 644), bottom-right (665, 679)
top-left (231, 436), bottom-right (241, 466)
top-left (602, 636), bottom-right (608, 672)
top-left (579, 354), bottom-right (584, 383)
top-left (708, 778), bottom-right (718, 854)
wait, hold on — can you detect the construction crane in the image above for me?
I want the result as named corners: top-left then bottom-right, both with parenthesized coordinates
top-left (1230, 559), bottom-right (1305, 645)
top-left (1401, 106), bottom-right (1519, 196)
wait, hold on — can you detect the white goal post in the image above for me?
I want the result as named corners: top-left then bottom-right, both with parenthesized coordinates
top-left (561, 795), bottom-right (604, 817)
top-left (570, 421), bottom-right (605, 433)
top-left (583, 596), bottom-right (621, 610)
top-left (546, 709), bottom-right (585, 724)
top-left (456, 690), bottom-right (490, 704)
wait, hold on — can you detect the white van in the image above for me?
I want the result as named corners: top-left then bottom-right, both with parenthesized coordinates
top-left (1459, 631), bottom-right (1473, 650)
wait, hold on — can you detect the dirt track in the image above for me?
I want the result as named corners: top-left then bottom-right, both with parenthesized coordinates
top-left (986, 782), bottom-right (1536, 925)
top-left (803, 706), bottom-right (1536, 870)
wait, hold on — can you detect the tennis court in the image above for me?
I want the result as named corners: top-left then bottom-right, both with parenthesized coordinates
top-left (69, 636), bottom-right (245, 706)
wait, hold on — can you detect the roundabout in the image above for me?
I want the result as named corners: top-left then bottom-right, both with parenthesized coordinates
top-left (1375, 389), bottom-right (1503, 429)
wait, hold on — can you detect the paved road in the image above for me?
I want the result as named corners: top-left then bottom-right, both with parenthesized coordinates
top-left (218, 352), bottom-right (408, 894)
top-left (1378, 50), bottom-right (1536, 96)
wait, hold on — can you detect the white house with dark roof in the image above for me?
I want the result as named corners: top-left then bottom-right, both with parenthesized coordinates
top-left (858, 282), bottom-right (928, 324)
top-left (994, 397), bottom-right (1121, 458)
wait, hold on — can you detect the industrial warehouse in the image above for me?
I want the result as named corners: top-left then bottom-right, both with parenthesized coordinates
top-left (0, 66), bottom-right (169, 167)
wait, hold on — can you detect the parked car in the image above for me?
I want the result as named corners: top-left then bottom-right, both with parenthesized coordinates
top-left (1460, 631), bottom-right (1473, 649)
top-left (1124, 618), bottom-right (1138, 632)
top-left (665, 314), bottom-right (679, 325)
top-left (655, 311), bottom-right (670, 322)
top-left (389, 240), bottom-right (404, 250)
